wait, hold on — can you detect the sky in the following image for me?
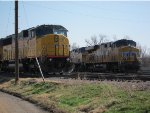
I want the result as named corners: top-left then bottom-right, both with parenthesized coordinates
top-left (0, 1), bottom-right (150, 48)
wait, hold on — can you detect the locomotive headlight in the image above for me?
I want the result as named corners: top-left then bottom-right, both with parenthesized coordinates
top-left (49, 58), bottom-right (52, 62)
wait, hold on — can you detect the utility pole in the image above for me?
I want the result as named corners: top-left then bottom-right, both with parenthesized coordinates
top-left (15, 0), bottom-right (19, 83)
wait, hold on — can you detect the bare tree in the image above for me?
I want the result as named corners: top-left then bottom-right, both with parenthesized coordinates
top-left (85, 34), bottom-right (108, 46)
top-left (85, 39), bottom-right (92, 46)
top-left (137, 43), bottom-right (147, 58)
top-left (147, 48), bottom-right (150, 56)
top-left (137, 43), bottom-right (150, 66)
top-left (91, 35), bottom-right (98, 45)
top-left (98, 34), bottom-right (107, 44)
top-left (85, 35), bottom-right (98, 46)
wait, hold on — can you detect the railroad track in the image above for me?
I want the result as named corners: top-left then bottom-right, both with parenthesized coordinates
top-left (0, 71), bottom-right (150, 82)
top-left (139, 66), bottom-right (150, 75)
top-left (47, 72), bottom-right (150, 81)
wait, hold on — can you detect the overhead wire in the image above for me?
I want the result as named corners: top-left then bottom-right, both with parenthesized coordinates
top-left (22, 1), bottom-right (29, 28)
top-left (26, 2), bottom-right (146, 24)
top-left (64, 2), bottom-right (150, 23)
top-left (2, 1), bottom-right (147, 38)
top-left (5, 2), bottom-right (12, 37)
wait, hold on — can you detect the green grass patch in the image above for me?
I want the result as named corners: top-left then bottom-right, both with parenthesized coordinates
top-left (60, 96), bottom-right (88, 106)
top-left (31, 82), bottom-right (57, 94)
top-left (107, 90), bottom-right (150, 113)
top-left (0, 77), bottom-right (150, 113)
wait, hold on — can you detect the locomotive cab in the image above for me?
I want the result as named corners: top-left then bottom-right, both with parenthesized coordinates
top-left (114, 39), bottom-right (140, 61)
top-left (113, 39), bottom-right (140, 72)
top-left (19, 25), bottom-right (72, 73)
top-left (34, 25), bottom-right (71, 73)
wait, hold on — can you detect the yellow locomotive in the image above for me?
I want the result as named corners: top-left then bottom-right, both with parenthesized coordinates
top-left (0, 25), bottom-right (71, 73)
top-left (71, 39), bottom-right (140, 72)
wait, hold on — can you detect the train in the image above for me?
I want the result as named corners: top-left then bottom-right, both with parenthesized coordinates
top-left (0, 25), bottom-right (72, 73)
top-left (71, 39), bottom-right (141, 73)
top-left (0, 24), bottom-right (141, 74)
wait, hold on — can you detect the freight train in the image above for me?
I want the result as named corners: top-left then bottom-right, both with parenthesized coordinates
top-left (71, 39), bottom-right (141, 73)
top-left (0, 25), bottom-right (141, 74)
top-left (0, 25), bottom-right (72, 73)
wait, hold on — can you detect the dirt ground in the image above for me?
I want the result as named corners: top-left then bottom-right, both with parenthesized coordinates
top-left (0, 91), bottom-right (49, 113)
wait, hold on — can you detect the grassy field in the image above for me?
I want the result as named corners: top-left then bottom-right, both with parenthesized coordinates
top-left (0, 77), bottom-right (150, 113)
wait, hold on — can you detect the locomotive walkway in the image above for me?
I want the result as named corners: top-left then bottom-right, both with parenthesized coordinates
top-left (0, 91), bottom-right (49, 113)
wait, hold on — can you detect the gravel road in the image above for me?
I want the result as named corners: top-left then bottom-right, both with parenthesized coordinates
top-left (0, 91), bottom-right (49, 113)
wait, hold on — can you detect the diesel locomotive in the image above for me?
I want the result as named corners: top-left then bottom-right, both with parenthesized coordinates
top-left (71, 39), bottom-right (141, 72)
top-left (0, 25), bottom-right (71, 73)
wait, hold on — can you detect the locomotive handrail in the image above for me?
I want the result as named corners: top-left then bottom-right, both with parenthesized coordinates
top-left (35, 57), bottom-right (45, 82)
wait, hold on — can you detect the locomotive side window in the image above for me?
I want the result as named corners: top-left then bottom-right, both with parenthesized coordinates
top-left (31, 31), bottom-right (35, 37)
top-left (29, 30), bottom-right (35, 38)
top-left (109, 43), bottom-right (111, 47)
top-left (23, 30), bottom-right (28, 37)
top-left (54, 35), bottom-right (59, 42)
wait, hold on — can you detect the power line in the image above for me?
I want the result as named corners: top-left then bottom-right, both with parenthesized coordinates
top-left (26, 2), bottom-right (147, 24)
top-left (5, 2), bottom-right (12, 37)
top-left (22, 1), bottom-right (29, 28)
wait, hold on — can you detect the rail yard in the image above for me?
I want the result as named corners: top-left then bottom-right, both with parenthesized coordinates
top-left (0, 75), bottom-right (150, 113)
top-left (0, 1), bottom-right (150, 113)
top-left (0, 24), bottom-right (149, 82)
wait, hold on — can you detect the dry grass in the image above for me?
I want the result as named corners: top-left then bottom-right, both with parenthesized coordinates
top-left (0, 76), bottom-right (150, 113)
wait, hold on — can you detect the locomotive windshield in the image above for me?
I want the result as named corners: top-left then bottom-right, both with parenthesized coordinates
top-left (113, 39), bottom-right (136, 47)
top-left (35, 26), bottom-right (53, 37)
top-left (122, 52), bottom-right (138, 57)
top-left (53, 29), bottom-right (67, 37)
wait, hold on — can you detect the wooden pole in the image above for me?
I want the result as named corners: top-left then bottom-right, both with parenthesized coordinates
top-left (15, 0), bottom-right (19, 83)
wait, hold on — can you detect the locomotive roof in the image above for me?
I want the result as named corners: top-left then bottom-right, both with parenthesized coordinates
top-left (23, 24), bottom-right (68, 37)
top-left (113, 39), bottom-right (136, 47)
top-left (34, 24), bottom-right (68, 31)
top-left (0, 34), bottom-right (14, 46)
top-left (22, 25), bottom-right (68, 31)
top-left (1, 24), bottom-right (68, 40)
top-left (72, 47), bottom-right (86, 53)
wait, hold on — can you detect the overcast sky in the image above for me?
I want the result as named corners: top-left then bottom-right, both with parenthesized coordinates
top-left (0, 1), bottom-right (150, 48)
